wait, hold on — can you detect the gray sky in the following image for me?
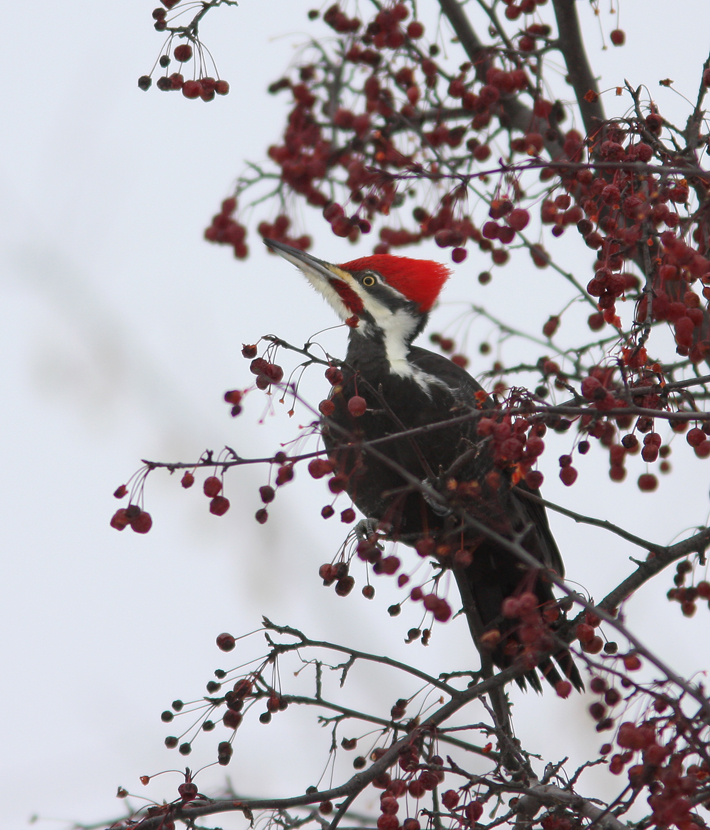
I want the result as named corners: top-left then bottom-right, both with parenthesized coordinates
top-left (2, 2), bottom-right (709, 827)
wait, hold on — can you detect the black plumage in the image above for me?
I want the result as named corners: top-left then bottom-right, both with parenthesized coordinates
top-left (324, 330), bottom-right (582, 693)
top-left (265, 238), bottom-right (582, 693)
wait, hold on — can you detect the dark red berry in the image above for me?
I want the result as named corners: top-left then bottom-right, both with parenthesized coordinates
top-left (210, 496), bottom-right (230, 516)
top-left (204, 476), bottom-right (222, 497)
top-left (638, 473), bottom-right (658, 492)
top-left (325, 366), bottom-right (344, 385)
top-left (308, 458), bottom-right (333, 478)
top-left (216, 633), bottom-right (236, 651)
top-left (259, 485), bottom-right (275, 503)
top-left (559, 466), bottom-right (578, 486)
top-left (224, 390), bottom-right (242, 405)
top-left (275, 465), bottom-right (294, 486)
top-left (131, 511), bottom-right (153, 534)
top-left (110, 509), bottom-right (130, 531)
top-left (348, 395), bottom-right (367, 417)
top-left (174, 43), bottom-right (193, 62)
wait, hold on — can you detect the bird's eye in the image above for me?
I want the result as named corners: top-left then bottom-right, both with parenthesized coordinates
top-left (362, 274), bottom-right (377, 287)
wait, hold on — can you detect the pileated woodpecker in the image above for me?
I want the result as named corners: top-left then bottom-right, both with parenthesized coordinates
top-left (265, 238), bottom-right (582, 693)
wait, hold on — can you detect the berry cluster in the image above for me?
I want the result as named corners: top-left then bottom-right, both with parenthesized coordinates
top-left (139, 36), bottom-right (229, 100)
top-left (110, 502), bottom-right (153, 534)
top-left (204, 198), bottom-right (248, 259)
top-left (667, 560), bottom-right (710, 617)
top-left (111, 477), bottom-right (153, 533)
top-left (162, 652), bottom-right (292, 762)
top-left (476, 410), bottom-right (552, 487)
top-left (208, 1), bottom-right (584, 264)
top-left (601, 707), bottom-right (710, 830)
top-left (491, 590), bottom-right (569, 688)
top-left (258, 215), bottom-right (311, 252)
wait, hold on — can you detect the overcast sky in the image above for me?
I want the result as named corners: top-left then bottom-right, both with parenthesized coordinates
top-left (2, 2), bottom-right (709, 828)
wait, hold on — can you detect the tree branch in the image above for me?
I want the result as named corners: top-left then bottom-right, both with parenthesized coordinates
top-left (550, 0), bottom-right (606, 136)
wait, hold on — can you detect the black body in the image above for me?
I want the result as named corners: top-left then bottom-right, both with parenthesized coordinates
top-left (324, 331), bottom-right (582, 692)
top-left (263, 237), bottom-right (581, 692)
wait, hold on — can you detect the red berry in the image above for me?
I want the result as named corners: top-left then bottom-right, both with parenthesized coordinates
top-left (362, 585), bottom-right (375, 599)
top-left (542, 315), bottom-right (559, 338)
top-left (255, 508), bottom-right (269, 524)
top-left (687, 427), bottom-right (705, 447)
top-left (242, 344), bottom-right (258, 358)
top-left (215, 79), bottom-right (229, 95)
top-left (263, 363), bottom-right (284, 383)
top-left (275, 465), bottom-right (294, 486)
top-left (325, 366), bottom-right (344, 386)
top-left (341, 508), bottom-right (356, 523)
top-left (451, 247), bottom-right (467, 263)
top-left (441, 790), bottom-right (459, 810)
top-left (588, 312), bottom-right (605, 331)
top-left (581, 376), bottom-right (602, 398)
top-left (131, 511), bottom-right (153, 534)
top-left (174, 44), bottom-right (193, 62)
top-left (216, 632), bottom-right (236, 651)
top-left (110, 509), bottom-right (129, 531)
top-left (319, 399), bottom-right (336, 416)
top-left (609, 465), bottom-right (626, 482)
top-left (556, 680), bottom-right (572, 698)
top-left (407, 20), bottom-right (424, 38)
top-left (507, 208), bottom-right (530, 231)
top-left (559, 466), bottom-right (578, 486)
top-left (224, 389), bottom-right (242, 405)
top-left (335, 576), bottom-right (355, 596)
top-left (623, 653), bottom-right (642, 671)
top-left (348, 395), bottom-right (367, 417)
top-left (638, 473), bottom-right (658, 492)
top-left (182, 80), bottom-right (201, 99)
top-left (204, 476), bottom-right (222, 497)
top-left (113, 484), bottom-right (128, 499)
top-left (321, 505), bottom-right (335, 518)
top-left (609, 29), bottom-right (625, 46)
top-left (308, 458), bottom-right (334, 479)
top-left (210, 496), bottom-right (230, 516)
top-left (254, 487), bottom-right (274, 507)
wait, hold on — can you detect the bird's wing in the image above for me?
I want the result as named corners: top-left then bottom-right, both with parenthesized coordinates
top-left (408, 345), bottom-right (490, 402)
top-left (408, 345), bottom-right (564, 576)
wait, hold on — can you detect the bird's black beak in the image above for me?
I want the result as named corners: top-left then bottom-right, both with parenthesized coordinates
top-left (264, 238), bottom-right (363, 323)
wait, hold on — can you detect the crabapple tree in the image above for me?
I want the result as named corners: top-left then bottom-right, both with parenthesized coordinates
top-left (107, 2), bottom-right (710, 829)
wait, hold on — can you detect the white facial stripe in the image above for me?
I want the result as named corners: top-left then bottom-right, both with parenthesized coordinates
top-left (371, 304), bottom-right (418, 374)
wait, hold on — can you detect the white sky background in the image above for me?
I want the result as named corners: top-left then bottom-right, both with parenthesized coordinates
top-left (2, 1), bottom-right (710, 827)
